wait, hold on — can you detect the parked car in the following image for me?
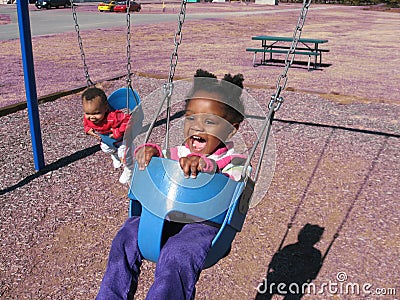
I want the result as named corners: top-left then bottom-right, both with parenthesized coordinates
top-left (113, 1), bottom-right (141, 13)
top-left (98, 0), bottom-right (117, 12)
top-left (35, 0), bottom-right (71, 9)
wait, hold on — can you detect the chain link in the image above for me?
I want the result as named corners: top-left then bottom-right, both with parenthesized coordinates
top-left (168, 0), bottom-right (187, 84)
top-left (269, 0), bottom-right (312, 112)
top-left (71, 0), bottom-right (94, 87)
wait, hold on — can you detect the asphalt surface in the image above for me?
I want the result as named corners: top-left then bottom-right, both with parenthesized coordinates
top-left (0, 3), bottom-right (328, 40)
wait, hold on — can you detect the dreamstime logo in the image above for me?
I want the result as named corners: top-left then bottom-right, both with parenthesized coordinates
top-left (257, 272), bottom-right (397, 297)
top-left (336, 271), bottom-right (348, 282)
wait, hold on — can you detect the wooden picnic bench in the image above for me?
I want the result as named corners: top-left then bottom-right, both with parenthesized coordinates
top-left (246, 35), bottom-right (329, 70)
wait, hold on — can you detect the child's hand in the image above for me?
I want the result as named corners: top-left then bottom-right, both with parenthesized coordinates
top-left (87, 129), bottom-right (101, 141)
top-left (135, 146), bottom-right (160, 170)
top-left (179, 156), bottom-right (206, 178)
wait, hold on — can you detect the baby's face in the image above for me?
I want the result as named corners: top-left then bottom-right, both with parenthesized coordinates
top-left (82, 96), bottom-right (108, 124)
top-left (184, 92), bottom-right (237, 155)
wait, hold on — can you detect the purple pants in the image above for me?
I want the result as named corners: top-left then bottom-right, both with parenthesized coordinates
top-left (96, 216), bottom-right (219, 300)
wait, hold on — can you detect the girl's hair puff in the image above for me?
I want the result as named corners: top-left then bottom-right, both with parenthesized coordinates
top-left (186, 69), bottom-right (245, 124)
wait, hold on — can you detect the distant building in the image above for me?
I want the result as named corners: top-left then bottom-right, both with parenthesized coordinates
top-left (208, 0), bottom-right (277, 3)
top-left (255, 0), bottom-right (278, 4)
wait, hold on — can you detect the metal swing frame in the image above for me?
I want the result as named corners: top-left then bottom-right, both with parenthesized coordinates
top-left (127, 0), bottom-right (314, 269)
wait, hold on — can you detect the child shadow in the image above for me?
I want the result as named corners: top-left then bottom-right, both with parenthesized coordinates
top-left (255, 224), bottom-right (324, 300)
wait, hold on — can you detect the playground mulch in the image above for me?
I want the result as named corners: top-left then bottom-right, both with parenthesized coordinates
top-left (0, 3), bottom-right (399, 299)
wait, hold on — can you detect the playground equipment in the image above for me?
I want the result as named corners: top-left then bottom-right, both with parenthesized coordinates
top-left (14, 0), bottom-right (142, 170)
top-left (122, 0), bottom-right (314, 269)
top-left (16, 0), bottom-right (314, 269)
top-left (16, 0), bottom-right (45, 170)
top-left (71, 0), bottom-right (142, 148)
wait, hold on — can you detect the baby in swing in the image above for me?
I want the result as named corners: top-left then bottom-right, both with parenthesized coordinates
top-left (81, 87), bottom-right (132, 184)
top-left (96, 69), bottom-right (247, 299)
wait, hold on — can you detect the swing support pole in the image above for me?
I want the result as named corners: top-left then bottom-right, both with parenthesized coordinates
top-left (16, 0), bottom-right (45, 171)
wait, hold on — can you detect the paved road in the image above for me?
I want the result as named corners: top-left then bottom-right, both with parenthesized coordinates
top-left (0, 4), bottom-right (328, 40)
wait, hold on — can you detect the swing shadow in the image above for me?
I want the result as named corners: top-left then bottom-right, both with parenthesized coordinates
top-left (320, 136), bottom-right (388, 263)
top-left (254, 59), bottom-right (332, 71)
top-left (255, 224), bottom-right (325, 300)
top-left (254, 132), bottom-right (389, 299)
top-left (254, 128), bottom-right (334, 300)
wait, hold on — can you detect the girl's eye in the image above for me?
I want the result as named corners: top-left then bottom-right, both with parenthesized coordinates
top-left (205, 119), bottom-right (216, 125)
top-left (185, 115), bottom-right (195, 121)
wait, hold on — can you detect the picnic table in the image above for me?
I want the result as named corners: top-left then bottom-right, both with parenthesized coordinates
top-left (246, 35), bottom-right (329, 70)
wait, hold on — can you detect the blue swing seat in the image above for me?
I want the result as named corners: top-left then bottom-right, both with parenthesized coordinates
top-left (128, 157), bottom-right (255, 268)
top-left (98, 87), bottom-right (141, 149)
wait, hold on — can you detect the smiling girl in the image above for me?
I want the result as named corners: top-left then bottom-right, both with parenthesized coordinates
top-left (135, 69), bottom-right (246, 180)
top-left (96, 69), bottom-right (247, 300)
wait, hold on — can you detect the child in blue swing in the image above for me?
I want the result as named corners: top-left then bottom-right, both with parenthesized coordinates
top-left (82, 87), bottom-right (132, 184)
top-left (96, 69), bottom-right (247, 299)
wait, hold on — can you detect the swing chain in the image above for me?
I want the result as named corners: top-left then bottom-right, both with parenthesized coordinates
top-left (269, 0), bottom-right (312, 112)
top-left (71, 0), bottom-right (94, 87)
top-left (168, 0), bottom-right (187, 84)
top-left (125, 0), bottom-right (135, 113)
top-left (144, 0), bottom-right (186, 146)
top-left (126, 0), bottom-right (133, 87)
